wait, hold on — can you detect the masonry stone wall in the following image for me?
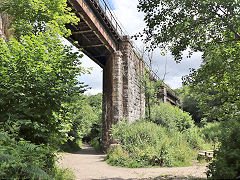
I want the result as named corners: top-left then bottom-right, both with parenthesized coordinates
top-left (102, 36), bottom-right (145, 149)
top-left (102, 51), bottom-right (124, 149)
top-left (120, 36), bottom-right (145, 123)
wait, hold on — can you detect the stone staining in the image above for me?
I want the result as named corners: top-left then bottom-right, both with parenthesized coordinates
top-left (120, 35), bottom-right (145, 123)
top-left (102, 35), bottom-right (146, 150)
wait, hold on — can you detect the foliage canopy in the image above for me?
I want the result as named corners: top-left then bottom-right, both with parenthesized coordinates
top-left (0, 32), bottom-right (86, 145)
top-left (0, 0), bottom-right (86, 178)
top-left (184, 42), bottom-right (240, 121)
top-left (137, 0), bottom-right (240, 178)
top-left (137, 0), bottom-right (240, 61)
top-left (0, 0), bottom-right (78, 37)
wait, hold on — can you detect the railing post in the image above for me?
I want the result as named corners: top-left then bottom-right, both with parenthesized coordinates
top-left (163, 85), bottom-right (167, 103)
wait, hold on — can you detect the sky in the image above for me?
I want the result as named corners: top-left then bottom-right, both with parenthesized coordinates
top-left (77, 0), bottom-right (203, 95)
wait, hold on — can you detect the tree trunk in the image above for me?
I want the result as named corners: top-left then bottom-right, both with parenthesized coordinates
top-left (0, 13), bottom-right (9, 40)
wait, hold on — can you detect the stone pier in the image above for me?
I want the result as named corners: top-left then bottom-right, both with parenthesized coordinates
top-left (102, 36), bottom-right (145, 149)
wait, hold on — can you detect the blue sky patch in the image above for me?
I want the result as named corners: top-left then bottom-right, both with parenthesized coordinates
top-left (99, 0), bottom-right (115, 10)
top-left (107, 0), bottom-right (115, 10)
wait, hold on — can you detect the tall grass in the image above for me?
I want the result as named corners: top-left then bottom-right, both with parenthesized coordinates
top-left (106, 120), bottom-right (207, 168)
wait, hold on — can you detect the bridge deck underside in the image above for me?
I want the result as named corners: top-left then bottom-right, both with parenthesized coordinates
top-left (158, 92), bottom-right (179, 106)
top-left (67, 0), bottom-right (121, 67)
top-left (67, 20), bottom-right (109, 67)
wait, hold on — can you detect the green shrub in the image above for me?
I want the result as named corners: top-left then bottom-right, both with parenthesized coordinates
top-left (106, 120), bottom-right (199, 168)
top-left (89, 137), bottom-right (101, 151)
top-left (0, 131), bottom-right (75, 179)
top-left (207, 118), bottom-right (240, 179)
top-left (200, 122), bottom-right (222, 143)
top-left (53, 167), bottom-right (76, 180)
top-left (151, 102), bottom-right (194, 131)
top-left (0, 132), bottom-right (54, 179)
top-left (105, 146), bottom-right (133, 167)
top-left (0, 32), bottom-right (86, 146)
top-left (182, 127), bottom-right (212, 150)
top-left (60, 139), bottom-right (82, 153)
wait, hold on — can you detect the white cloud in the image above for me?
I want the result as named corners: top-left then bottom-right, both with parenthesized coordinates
top-left (76, 0), bottom-right (203, 94)
top-left (151, 51), bottom-right (202, 89)
top-left (111, 0), bottom-right (202, 89)
top-left (112, 0), bottom-right (145, 36)
top-left (77, 55), bottom-right (103, 95)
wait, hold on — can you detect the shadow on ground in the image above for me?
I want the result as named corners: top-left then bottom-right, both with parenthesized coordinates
top-left (92, 177), bottom-right (206, 180)
top-left (72, 143), bottom-right (104, 155)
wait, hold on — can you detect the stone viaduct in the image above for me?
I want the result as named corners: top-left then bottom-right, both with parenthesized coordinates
top-left (0, 0), bottom-right (179, 149)
top-left (66, 0), bottom-right (179, 149)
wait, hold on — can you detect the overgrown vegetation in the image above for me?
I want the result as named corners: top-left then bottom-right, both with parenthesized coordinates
top-left (61, 93), bottom-right (102, 152)
top-left (137, 0), bottom-right (240, 178)
top-left (207, 117), bottom-right (240, 179)
top-left (0, 0), bottom-right (85, 178)
top-left (106, 101), bottom-right (214, 168)
top-left (0, 33), bottom-right (86, 146)
top-left (0, 131), bottom-right (53, 179)
top-left (0, 131), bottom-right (76, 180)
top-left (151, 102), bottom-right (194, 132)
top-left (1, 0), bottom-right (239, 179)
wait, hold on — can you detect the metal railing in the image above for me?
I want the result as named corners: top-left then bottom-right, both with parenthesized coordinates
top-left (92, 0), bottom-right (127, 37)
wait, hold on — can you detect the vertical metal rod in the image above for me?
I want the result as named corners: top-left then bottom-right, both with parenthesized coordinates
top-left (105, 2), bottom-right (106, 13)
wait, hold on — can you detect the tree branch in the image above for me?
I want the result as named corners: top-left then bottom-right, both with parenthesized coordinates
top-left (215, 7), bottom-right (240, 41)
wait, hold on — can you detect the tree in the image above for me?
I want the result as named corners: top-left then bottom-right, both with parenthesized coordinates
top-left (137, 0), bottom-right (240, 61)
top-left (85, 93), bottom-right (103, 141)
top-left (137, 0), bottom-right (240, 178)
top-left (0, 0), bottom-right (78, 38)
top-left (176, 86), bottom-right (205, 124)
top-left (0, 0), bottom-right (87, 178)
top-left (0, 32), bottom-right (86, 145)
top-left (139, 71), bottom-right (163, 120)
top-left (0, 0), bottom-right (84, 144)
top-left (183, 42), bottom-right (240, 121)
top-left (61, 94), bottom-right (103, 152)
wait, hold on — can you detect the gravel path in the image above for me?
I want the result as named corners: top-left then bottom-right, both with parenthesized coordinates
top-left (57, 144), bottom-right (207, 180)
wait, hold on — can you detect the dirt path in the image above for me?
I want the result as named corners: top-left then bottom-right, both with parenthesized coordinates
top-left (57, 144), bottom-right (207, 180)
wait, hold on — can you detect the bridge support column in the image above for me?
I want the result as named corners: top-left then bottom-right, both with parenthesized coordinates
top-left (120, 36), bottom-right (145, 123)
top-left (102, 36), bottom-right (146, 150)
top-left (102, 51), bottom-right (123, 150)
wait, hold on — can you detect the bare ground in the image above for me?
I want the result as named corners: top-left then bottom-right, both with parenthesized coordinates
top-left (57, 144), bottom-right (207, 180)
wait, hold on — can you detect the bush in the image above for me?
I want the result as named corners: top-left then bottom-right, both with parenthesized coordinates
top-left (53, 167), bottom-right (76, 180)
top-left (0, 33), bottom-right (86, 146)
top-left (0, 131), bottom-right (75, 179)
top-left (60, 139), bottom-right (82, 153)
top-left (182, 127), bottom-right (213, 150)
top-left (0, 132), bottom-right (54, 179)
top-left (106, 120), bottom-right (198, 168)
top-left (200, 122), bottom-right (222, 143)
top-left (207, 118), bottom-right (240, 179)
top-left (151, 102), bottom-right (194, 132)
top-left (61, 94), bottom-right (102, 152)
